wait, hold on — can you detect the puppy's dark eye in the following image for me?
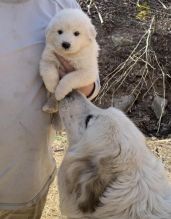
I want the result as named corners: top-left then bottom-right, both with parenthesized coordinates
top-left (58, 30), bottom-right (63, 35)
top-left (85, 115), bottom-right (93, 128)
top-left (74, 31), bottom-right (80, 36)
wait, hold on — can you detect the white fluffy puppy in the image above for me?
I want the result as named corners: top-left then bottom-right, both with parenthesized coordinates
top-left (58, 91), bottom-right (171, 219)
top-left (40, 9), bottom-right (99, 112)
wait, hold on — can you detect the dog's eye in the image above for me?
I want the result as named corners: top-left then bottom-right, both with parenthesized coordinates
top-left (85, 115), bottom-right (93, 128)
top-left (58, 30), bottom-right (63, 35)
top-left (74, 31), bottom-right (80, 36)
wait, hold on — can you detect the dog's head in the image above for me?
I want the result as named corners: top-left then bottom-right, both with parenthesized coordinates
top-left (59, 91), bottom-right (146, 214)
top-left (46, 9), bottom-right (97, 56)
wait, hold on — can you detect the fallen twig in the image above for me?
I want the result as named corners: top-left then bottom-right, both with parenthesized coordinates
top-left (97, 16), bottom-right (155, 104)
top-left (86, 0), bottom-right (104, 24)
top-left (53, 148), bottom-right (64, 153)
top-left (157, 0), bottom-right (168, 9)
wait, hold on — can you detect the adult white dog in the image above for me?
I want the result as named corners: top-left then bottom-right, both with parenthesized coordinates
top-left (58, 91), bottom-right (171, 219)
top-left (40, 9), bottom-right (99, 113)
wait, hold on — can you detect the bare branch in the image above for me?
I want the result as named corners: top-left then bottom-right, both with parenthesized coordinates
top-left (157, 0), bottom-right (168, 9)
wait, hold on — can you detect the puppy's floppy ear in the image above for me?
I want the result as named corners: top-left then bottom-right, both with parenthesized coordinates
top-left (44, 18), bottom-right (55, 40)
top-left (88, 23), bottom-right (97, 41)
top-left (65, 155), bottom-right (117, 213)
top-left (45, 25), bottom-right (51, 40)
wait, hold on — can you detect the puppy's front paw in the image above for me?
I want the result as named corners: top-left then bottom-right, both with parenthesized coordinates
top-left (42, 94), bottom-right (58, 113)
top-left (55, 85), bottom-right (72, 101)
top-left (44, 80), bottom-right (57, 93)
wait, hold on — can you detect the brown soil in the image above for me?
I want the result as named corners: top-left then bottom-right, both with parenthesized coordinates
top-left (78, 0), bottom-right (171, 138)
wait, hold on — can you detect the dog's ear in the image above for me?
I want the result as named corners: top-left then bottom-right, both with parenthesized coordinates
top-left (88, 23), bottom-right (97, 41)
top-left (45, 25), bottom-right (51, 40)
top-left (44, 17), bottom-right (56, 41)
top-left (65, 155), bottom-right (117, 213)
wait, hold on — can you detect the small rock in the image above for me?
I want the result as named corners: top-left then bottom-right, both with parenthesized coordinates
top-left (151, 95), bottom-right (168, 119)
top-left (111, 33), bottom-right (133, 48)
top-left (113, 95), bottom-right (135, 111)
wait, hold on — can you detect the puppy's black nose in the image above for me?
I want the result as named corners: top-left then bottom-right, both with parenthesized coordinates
top-left (62, 42), bottom-right (71, 49)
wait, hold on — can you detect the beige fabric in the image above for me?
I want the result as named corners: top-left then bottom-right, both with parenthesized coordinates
top-left (0, 190), bottom-right (48, 219)
top-left (88, 77), bottom-right (101, 101)
top-left (0, 0), bottom-right (79, 210)
top-left (0, 0), bottom-right (30, 3)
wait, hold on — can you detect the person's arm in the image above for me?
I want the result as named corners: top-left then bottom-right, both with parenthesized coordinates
top-left (83, 77), bottom-right (101, 101)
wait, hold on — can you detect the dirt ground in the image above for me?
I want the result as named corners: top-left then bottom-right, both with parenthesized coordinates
top-left (41, 136), bottom-right (66, 219)
top-left (78, 0), bottom-right (171, 138)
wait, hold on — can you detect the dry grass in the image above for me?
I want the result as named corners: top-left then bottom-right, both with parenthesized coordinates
top-left (41, 136), bottom-right (171, 219)
top-left (41, 154), bottom-right (62, 219)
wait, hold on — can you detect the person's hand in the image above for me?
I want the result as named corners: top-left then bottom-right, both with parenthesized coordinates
top-left (56, 54), bottom-right (95, 97)
top-left (57, 54), bottom-right (75, 78)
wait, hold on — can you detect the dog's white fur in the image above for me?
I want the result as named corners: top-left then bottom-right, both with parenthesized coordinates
top-left (58, 91), bottom-right (171, 219)
top-left (40, 9), bottom-right (99, 112)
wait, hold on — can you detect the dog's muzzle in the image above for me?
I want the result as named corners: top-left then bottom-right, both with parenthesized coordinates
top-left (59, 91), bottom-right (93, 144)
top-left (59, 91), bottom-right (85, 106)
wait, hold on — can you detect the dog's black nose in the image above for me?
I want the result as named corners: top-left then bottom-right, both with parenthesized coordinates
top-left (62, 42), bottom-right (71, 49)
top-left (65, 91), bottom-right (78, 100)
top-left (65, 92), bottom-right (73, 99)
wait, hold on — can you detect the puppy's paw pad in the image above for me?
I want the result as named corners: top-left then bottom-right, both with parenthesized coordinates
top-left (42, 104), bottom-right (58, 113)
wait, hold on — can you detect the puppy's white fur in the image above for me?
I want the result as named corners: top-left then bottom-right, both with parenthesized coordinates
top-left (40, 9), bottom-right (99, 106)
top-left (58, 92), bottom-right (171, 219)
